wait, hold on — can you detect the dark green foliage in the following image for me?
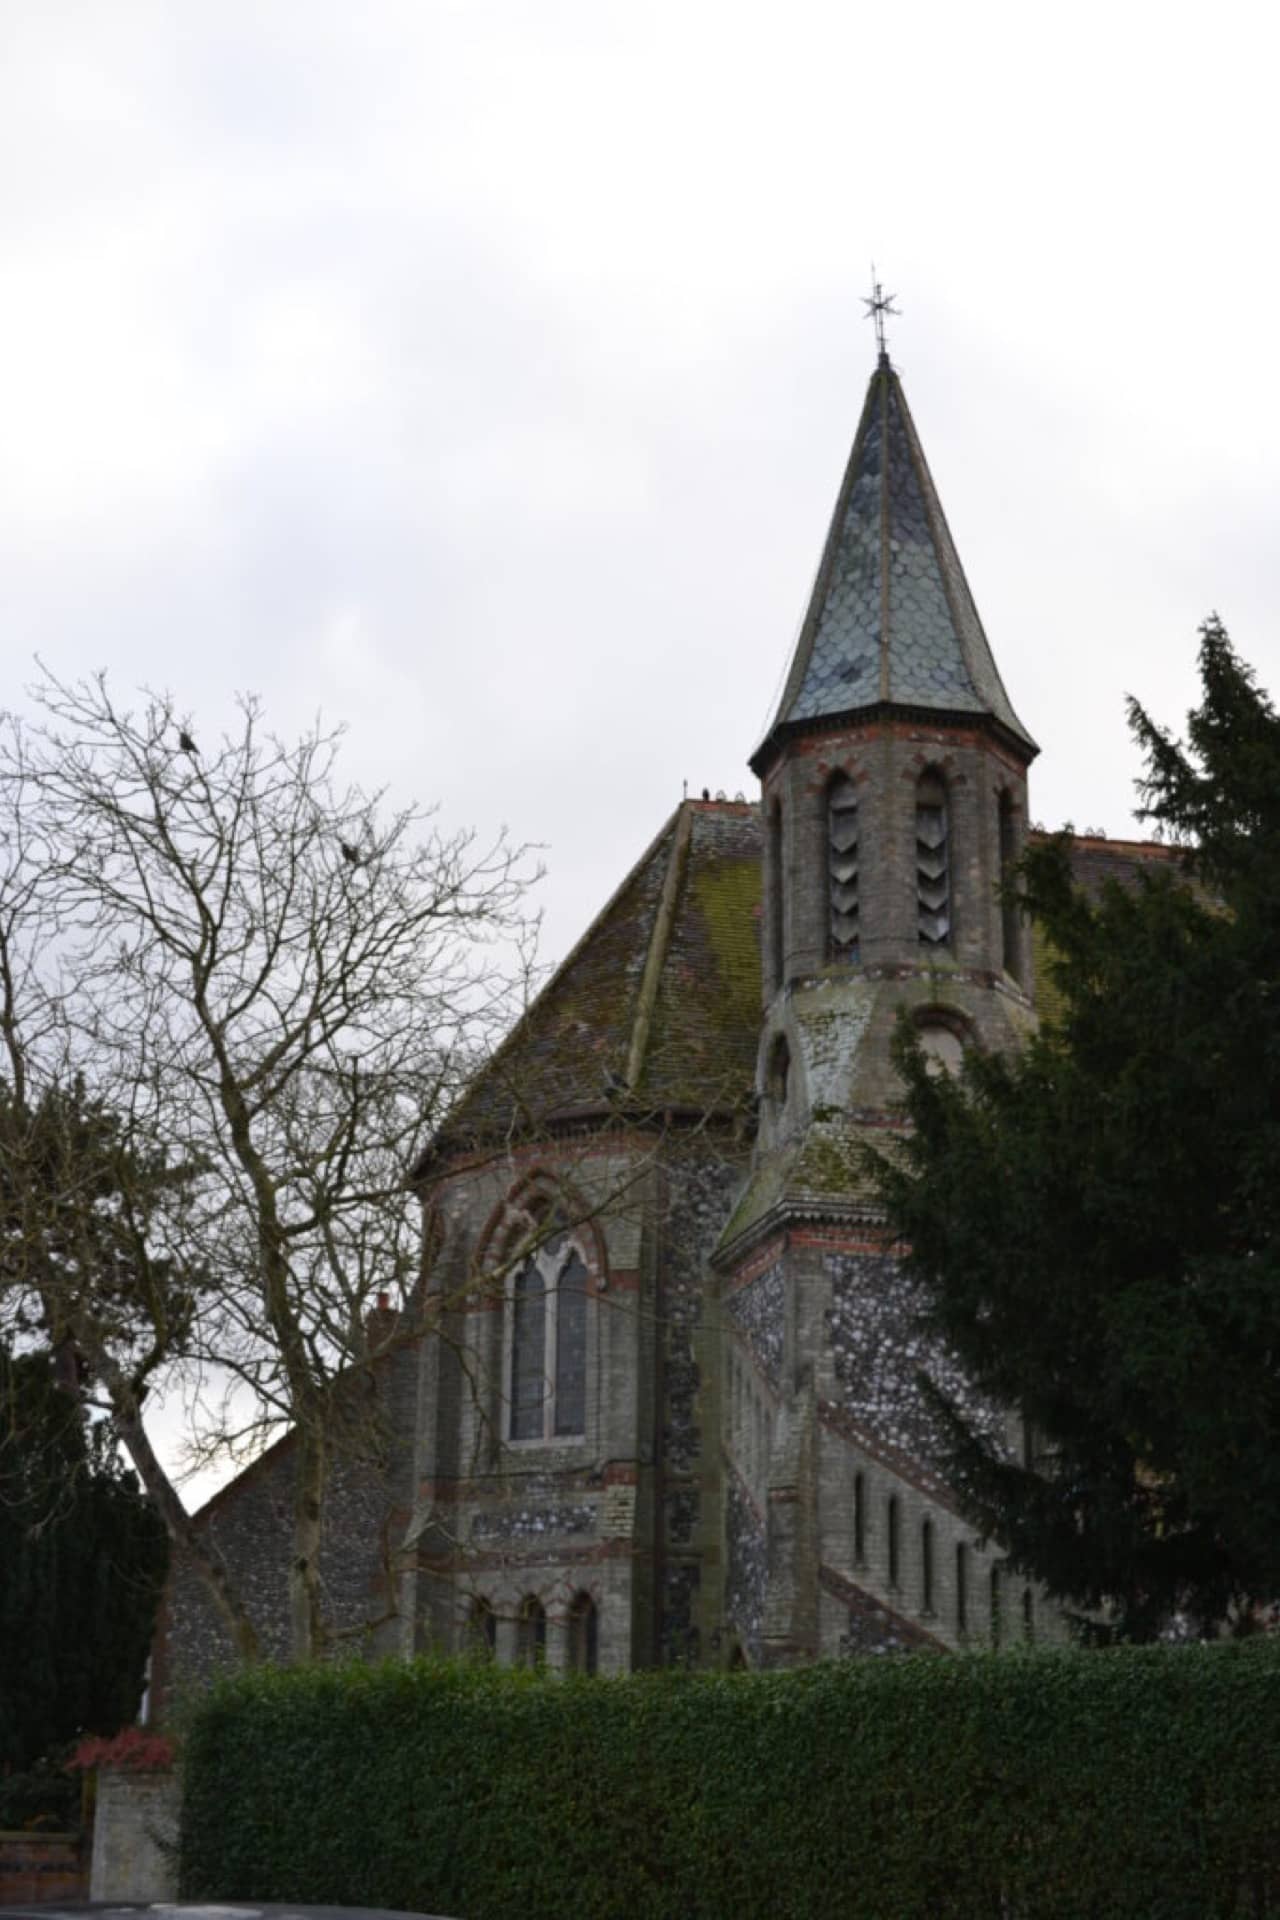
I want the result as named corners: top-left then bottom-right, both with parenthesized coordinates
top-left (0, 1075), bottom-right (205, 1371)
top-left (873, 619), bottom-right (1280, 1638)
top-left (0, 1345), bottom-right (168, 1774)
top-left (0, 1755), bottom-right (79, 1831)
top-left (181, 1645), bottom-right (1280, 1919)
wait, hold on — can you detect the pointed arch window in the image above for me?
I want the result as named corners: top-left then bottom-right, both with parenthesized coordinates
top-left (921, 1517), bottom-right (935, 1613)
top-left (827, 774), bottom-right (860, 962)
top-left (466, 1595), bottom-right (496, 1662)
top-left (887, 1494), bottom-right (901, 1587)
top-left (568, 1592), bottom-right (599, 1676)
top-left (509, 1230), bottom-right (589, 1442)
top-left (916, 772), bottom-right (951, 946)
top-left (516, 1595), bottom-right (546, 1668)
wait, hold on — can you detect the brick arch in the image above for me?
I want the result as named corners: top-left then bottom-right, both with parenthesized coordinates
top-left (473, 1165), bottom-right (608, 1292)
top-left (909, 1002), bottom-right (978, 1049)
top-left (902, 748), bottom-right (962, 785)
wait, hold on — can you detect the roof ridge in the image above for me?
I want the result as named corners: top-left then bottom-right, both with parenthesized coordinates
top-left (412, 803), bottom-right (684, 1172)
top-left (624, 800), bottom-right (695, 1091)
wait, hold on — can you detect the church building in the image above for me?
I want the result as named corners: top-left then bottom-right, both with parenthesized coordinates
top-left (157, 343), bottom-right (1161, 1695)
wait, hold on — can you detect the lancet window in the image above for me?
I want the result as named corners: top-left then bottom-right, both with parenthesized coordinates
top-left (509, 1229), bottom-right (589, 1442)
top-left (466, 1596), bottom-right (496, 1661)
top-left (568, 1592), bottom-right (599, 1676)
top-left (516, 1595), bottom-right (546, 1668)
top-left (828, 774), bottom-right (860, 961)
top-left (916, 772), bottom-right (951, 945)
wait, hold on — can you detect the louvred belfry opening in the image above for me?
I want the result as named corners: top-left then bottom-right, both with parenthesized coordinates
top-left (916, 773), bottom-right (950, 945)
top-left (828, 775), bottom-right (859, 960)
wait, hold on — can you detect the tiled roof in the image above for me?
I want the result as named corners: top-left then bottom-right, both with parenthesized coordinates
top-left (425, 815), bottom-right (1172, 1162)
top-left (754, 358), bottom-right (1036, 768)
top-left (425, 800), bottom-right (763, 1154)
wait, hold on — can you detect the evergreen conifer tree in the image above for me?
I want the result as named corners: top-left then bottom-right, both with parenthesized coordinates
top-left (873, 619), bottom-right (1280, 1639)
top-left (0, 1344), bottom-right (168, 1771)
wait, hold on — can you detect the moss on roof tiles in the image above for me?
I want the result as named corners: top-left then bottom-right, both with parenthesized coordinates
top-left (433, 814), bottom-right (1176, 1160)
top-left (718, 1116), bottom-right (886, 1252)
top-left (438, 815), bottom-right (677, 1142)
top-left (435, 804), bottom-right (763, 1149)
top-left (638, 807), bottom-right (761, 1110)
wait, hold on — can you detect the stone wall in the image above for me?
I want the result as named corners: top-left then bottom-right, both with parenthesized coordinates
top-left (157, 1339), bottom-right (418, 1706)
top-left (405, 1129), bottom-right (746, 1675)
top-left (89, 1769), bottom-right (179, 1902)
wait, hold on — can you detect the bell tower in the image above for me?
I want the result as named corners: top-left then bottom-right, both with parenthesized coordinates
top-left (715, 333), bottom-right (1040, 1667)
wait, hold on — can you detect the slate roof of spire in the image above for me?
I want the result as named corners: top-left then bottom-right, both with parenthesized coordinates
top-left (752, 356), bottom-right (1037, 770)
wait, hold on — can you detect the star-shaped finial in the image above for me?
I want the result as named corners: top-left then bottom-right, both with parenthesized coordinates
top-left (862, 267), bottom-right (900, 362)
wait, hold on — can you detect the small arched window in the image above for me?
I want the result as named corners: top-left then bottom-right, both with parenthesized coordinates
top-left (853, 1471), bottom-right (866, 1564)
top-left (916, 1022), bottom-right (965, 1078)
top-left (887, 1495), bottom-right (901, 1587)
top-left (466, 1595), bottom-right (496, 1662)
top-left (955, 1543), bottom-right (969, 1634)
top-left (508, 1229), bottom-right (589, 1442)
top-left (516, 1595), bottom-right (546, 1668)
top-left (916, 771), bottom-right (951, 946)
top-left (921, 1518), bottom-right (935, 1613)
top-left (568, 1592), bottom-right (599, 1676)
top-left (828, 774), bottom-right (860, 962)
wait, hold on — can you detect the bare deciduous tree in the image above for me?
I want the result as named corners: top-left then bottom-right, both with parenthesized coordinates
top-left (0, 668), bottom-right (538, 1661)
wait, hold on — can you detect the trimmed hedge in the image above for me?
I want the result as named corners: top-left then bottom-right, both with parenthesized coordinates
top-left (181, 1641), bottom-right (1280, 1919)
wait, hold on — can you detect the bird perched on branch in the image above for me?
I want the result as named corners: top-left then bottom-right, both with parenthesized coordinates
top-left (179, 729), bottom-right (198, 756)
top-left (339, 841), bottom-right (361, 866)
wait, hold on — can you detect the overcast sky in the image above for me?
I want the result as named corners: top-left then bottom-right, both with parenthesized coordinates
top-left (6, 1), bottom-right (1279, 1500)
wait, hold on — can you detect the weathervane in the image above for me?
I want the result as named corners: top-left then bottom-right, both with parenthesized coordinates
top-left (863, 268), bottom-right (900, 362)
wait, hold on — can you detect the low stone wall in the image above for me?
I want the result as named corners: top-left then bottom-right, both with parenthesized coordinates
top-left (0, 1829), bottom-right (87, 1905)
top-left (89, 1767), bottom-right (179, 1902)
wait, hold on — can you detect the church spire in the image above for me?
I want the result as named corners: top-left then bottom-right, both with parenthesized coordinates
top-left (751, 358), bottom-right (1036, 774)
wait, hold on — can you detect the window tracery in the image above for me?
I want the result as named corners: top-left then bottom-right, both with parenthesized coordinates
top-left (508, 1229), bottom-right (588, 1442)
